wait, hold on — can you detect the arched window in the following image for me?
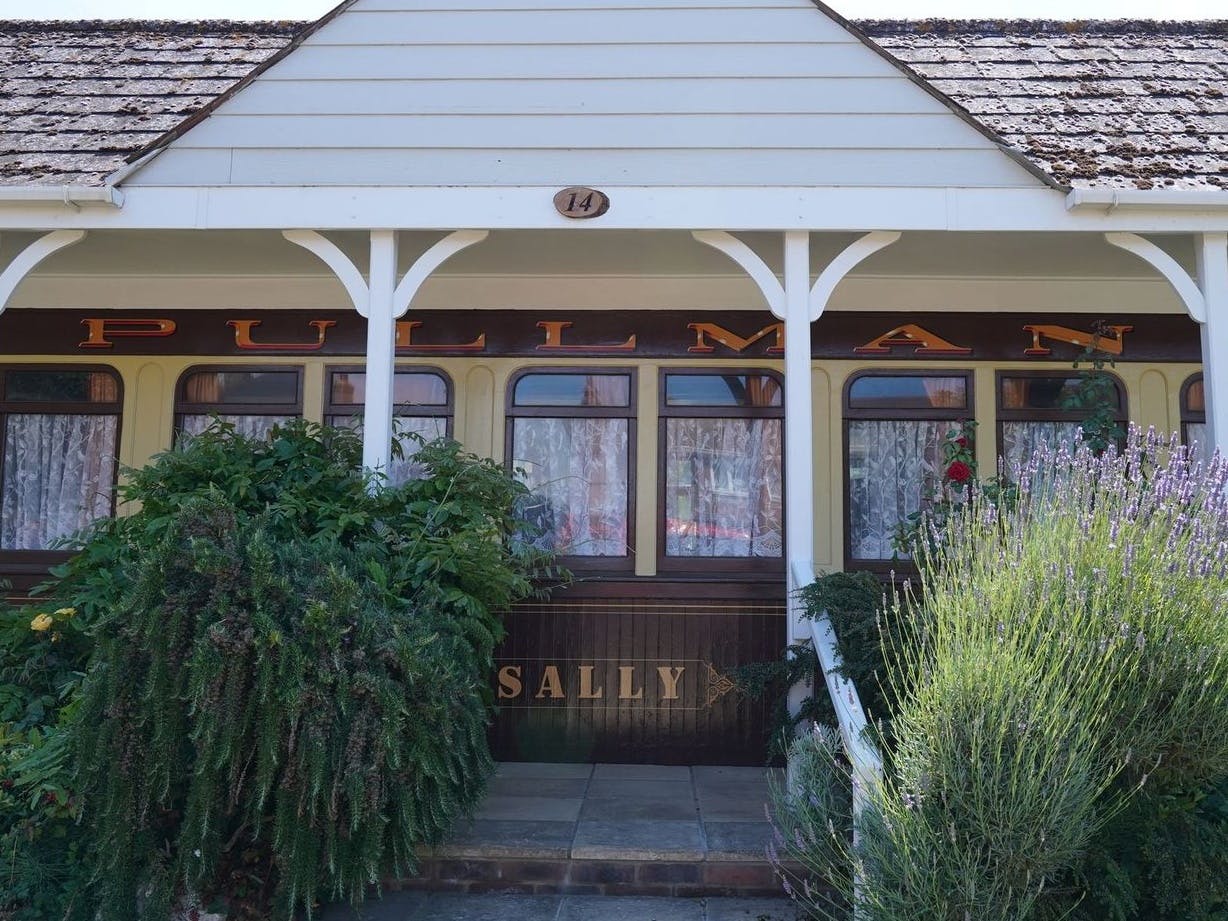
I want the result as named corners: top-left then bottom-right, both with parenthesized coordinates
top-left (1181, 374), bottom-right (1208, 462)
top-left (325, 366), bottom-right (452, 482)
top-left (506, 369), bottom-right (635, 565)
top-left (175, 366), bottom-right (302, 442)
top-left (996, 372), bottom-right (1126, 474)
top-left (844, 371), bottom-right (972, 567)
top-left (659, 369), bottom-right (783, 571)
top-left (0, 366), bottom-right (122, 551)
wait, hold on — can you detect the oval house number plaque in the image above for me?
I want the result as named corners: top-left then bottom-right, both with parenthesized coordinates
top-left (554, 187), bottom-right (610, 219)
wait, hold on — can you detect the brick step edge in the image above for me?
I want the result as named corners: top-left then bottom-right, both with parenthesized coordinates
top-left (391, 856), bottom-right (796, 898)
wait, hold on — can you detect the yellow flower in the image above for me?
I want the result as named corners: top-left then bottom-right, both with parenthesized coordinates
top-left (53, 607), bottom-right (76, 619)
top-left (30, 614), bottom-right (53, 632)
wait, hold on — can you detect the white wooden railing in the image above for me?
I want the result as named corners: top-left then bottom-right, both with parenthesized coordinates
top-left (790, 560), bottom-right (883, 832)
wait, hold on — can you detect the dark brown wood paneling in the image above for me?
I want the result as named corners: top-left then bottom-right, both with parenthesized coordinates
top-left (490, 596), bottom-right (786, 765)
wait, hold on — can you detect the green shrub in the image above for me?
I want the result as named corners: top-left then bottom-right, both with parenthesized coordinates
top-left (730, 571), bottom-right (892, 757)
top-left (12, 421), bottom-right (550, 921)
top-left (774, 430), bottom-right (1228, 921)
top-left (0, 602), bottom-right (89, 920)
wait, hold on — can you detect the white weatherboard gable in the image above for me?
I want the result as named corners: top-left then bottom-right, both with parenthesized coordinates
top-left (124, 0), bottom-right (1051, 190)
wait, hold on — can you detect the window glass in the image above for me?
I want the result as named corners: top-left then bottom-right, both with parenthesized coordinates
top-left (176, 367), bottom-right (302, 442)
top-left (326, 369), bottom-right (452, 484)
top-left (508, 372), bottom-right (633, 559)
top-left (845, 372), bottom-right (971, 563)
top-left (329, 371), bottom-right (448, 408)
top-left (1, 368), bottom-right (121, 550)
top-left (999, 375), bottom-right (1122, 412)
top-left (998, 374), bottom-right (1125, 475)
top-left (664, 373), bottom-right (783, 408)
top-left (4, 369), bottom-right (119, 403)
top-left (513, 373), bottom-right (630, 408)
top-left (661, 373), bottom-right (783, 560)
top-left (847, 375), bottom-right (967, 411)
top-left (1182, 375), bottom-right (1209, 463)
top-left (181, 369), bottom-right (299, 405)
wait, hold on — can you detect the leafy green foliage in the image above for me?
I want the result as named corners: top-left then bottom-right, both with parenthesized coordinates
top-left (775, 430), bottom-right (1228, 921)
top-left (0, 602), bottom-right (88, 920)
top-left (730, 571), bottom-right (893, 757)
top-left (1072, 777), bottom-right (1228, 921)
top-left (1060, 325), bottom-right (1125, 456)
top-left (18, 420), bottom-right (551, 921)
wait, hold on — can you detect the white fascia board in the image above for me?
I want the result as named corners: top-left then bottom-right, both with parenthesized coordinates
top-left (0, 185), bottom-right (124, 207)
top-left (2, 186), bottom-right (1228, 233)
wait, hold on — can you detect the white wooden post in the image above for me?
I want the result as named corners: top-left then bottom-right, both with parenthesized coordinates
top-left (1106, 231), bottom-right (1228, 456)
top-left (783, 231), bottom-right (814, 640)
top-left (1197, 233), bottom-right (1228, 454)
top-left (283, 228), bottom-right (488, 484)
top-left (364, 230), bottom-right (398, 478)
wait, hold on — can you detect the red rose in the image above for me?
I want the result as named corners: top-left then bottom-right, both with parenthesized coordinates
top-left (946, 460), bottom-right (972, 483)
top-left (955, 436), bottom-right (968, 448)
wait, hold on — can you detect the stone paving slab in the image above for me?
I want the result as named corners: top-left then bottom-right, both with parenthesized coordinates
top-left (592, 763), bottom-right (692, 781)
top-left (495, 762), bottom-right (594, 780)
top-left (572, 819), bottom-right (705, 861)
top-left (489, 776), bottom-right (591, 799)
top-left (695, 788), bottom-right (771, 822)
top-left (430, 819), bottom-right (576, 859)
top-left (702, 822), bottom-right (773, 862)
top-left (580, 791), bottom-right (699, 822)
top-left (322, 892), bottom-right (800, 921)
top-left (479, 794), bottom-right (584, 822)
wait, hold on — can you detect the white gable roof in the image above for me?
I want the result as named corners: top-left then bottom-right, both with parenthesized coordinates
top-left (125, 0), bottom-right (1054, 191)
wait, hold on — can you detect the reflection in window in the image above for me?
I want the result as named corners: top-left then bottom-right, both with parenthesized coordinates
top-left (997, 374), bottom-right (1124, 474)
top-left (508, 371), bottom-right (632, 559)
top-left (662, 372), bottom-right (783, 559)
top-left (1, 368), bottom-right (121, 550)
top-left (176, 368), bottom-right (302, 442)
top-left (326, 368), bottom-right (452, 483)
top-left (1182, 374), bottom-right (1209, 463)
top-left (845, 373), bottom-right (970, 563)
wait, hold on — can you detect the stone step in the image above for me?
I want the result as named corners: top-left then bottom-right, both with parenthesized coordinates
top-left (323, 891), bottom-right (804, 921)
top-left (402, 854), bottom-right (781, 898)
top-left (397, 762), bottom-right (792, 898)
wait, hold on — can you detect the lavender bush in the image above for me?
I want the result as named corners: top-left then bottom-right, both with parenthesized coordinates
top-left (774, 428), bottom-right (1228, 920)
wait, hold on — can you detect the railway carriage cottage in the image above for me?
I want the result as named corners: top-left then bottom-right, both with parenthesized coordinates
top-left (1, 2), bottom-right (1226, 764)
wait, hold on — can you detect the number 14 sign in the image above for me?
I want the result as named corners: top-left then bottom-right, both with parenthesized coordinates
top-left (554, 186), bottom-right (611, 219)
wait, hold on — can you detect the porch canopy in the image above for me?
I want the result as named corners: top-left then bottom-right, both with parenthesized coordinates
top-left (1, 3), bottom-right (1227, 676)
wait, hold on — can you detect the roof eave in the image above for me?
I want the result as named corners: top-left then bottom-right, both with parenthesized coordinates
top-left (0, 185), bottom-right (123, 207)
top-left (1068, 188), bottom-right (1228, 212)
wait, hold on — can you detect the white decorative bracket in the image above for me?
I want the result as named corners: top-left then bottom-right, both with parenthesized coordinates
top-left (283, 229), bottom-right (488, 479)
top-left (809, 231), bottom-right (901, 321)
top-left (393, 230), bottom-right (488, 318)
top-left (691, 230), bottom-right (787, 319)
top-left (282, 229), bottom-right (489, 318)
top-left (692, 230), bottom-right (900, 322)
top-left (282, 229), bottom-right (370, 316)
top-left (1105, 232), bottom-right (1206, 323)
top-left (0, 229), bottom-right (87, 314)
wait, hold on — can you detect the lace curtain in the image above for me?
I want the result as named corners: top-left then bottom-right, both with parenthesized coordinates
top-left (512, 417), bottom-right (628, 556)
top-left (331, 415), bottom-right (447, 485)
top-left (178, 414), bottom-right (295, 442)
top-left (999, 421), bottom-right (1082, 477)
top-left (1186, 422), bottom-right (1211, 465)
top-left (1, 413), bottom-right (118, 550)
top-left (664, 417), bottom-right (782, 557)
top-left (847, 419), bottom-right (946, 560)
